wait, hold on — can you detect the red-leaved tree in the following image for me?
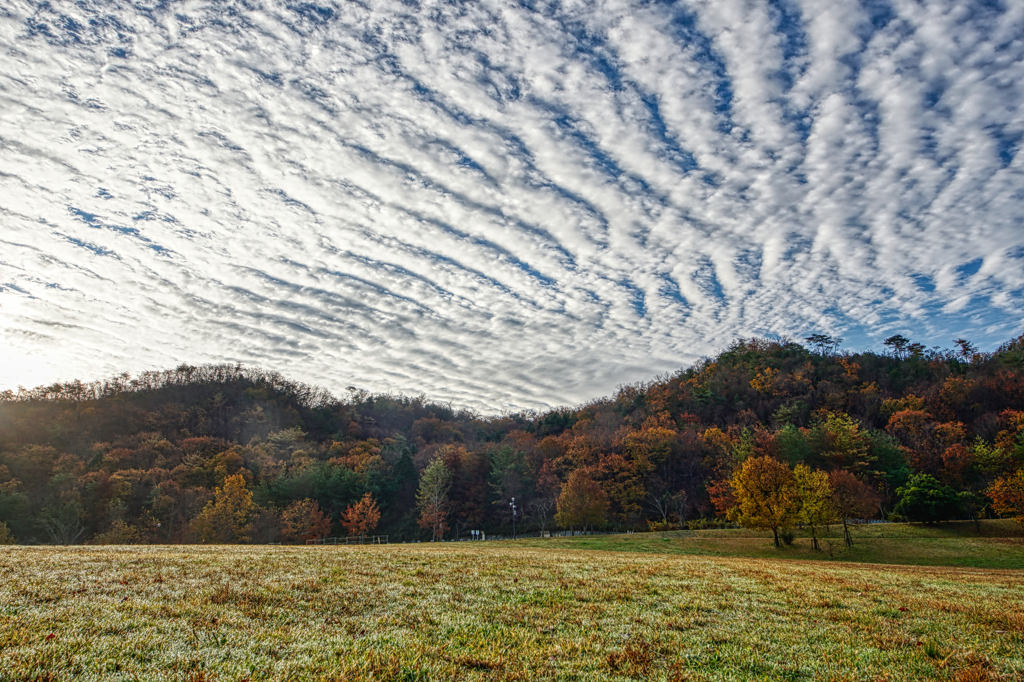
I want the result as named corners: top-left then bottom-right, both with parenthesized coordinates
top-left (828, 470), bottom-right (879, 547)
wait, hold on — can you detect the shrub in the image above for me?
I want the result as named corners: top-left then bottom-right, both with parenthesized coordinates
top-left (647, 520), bottom-right (675, 532)
top-left (89, 520), bottom-right (145, 545)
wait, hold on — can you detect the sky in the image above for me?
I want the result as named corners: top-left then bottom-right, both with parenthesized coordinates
top-left (1, 0), bottom-right (1023, 413)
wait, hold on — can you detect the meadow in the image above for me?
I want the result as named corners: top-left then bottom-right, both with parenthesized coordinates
top-left (1, 540), bottom-right (1022, 681)
top-left (517, 520), bottom-right (1024, 570)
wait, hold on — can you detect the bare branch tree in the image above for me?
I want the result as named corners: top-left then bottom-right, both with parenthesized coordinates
top-left (527, 496), bottom-right (556, 534)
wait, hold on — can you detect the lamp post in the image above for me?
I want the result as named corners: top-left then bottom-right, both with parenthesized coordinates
top-left (510, 497), bottom-right (517, 539)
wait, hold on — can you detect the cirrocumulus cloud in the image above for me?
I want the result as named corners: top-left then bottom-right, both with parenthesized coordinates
top-left (1, 0), bottom-right (1022, 412)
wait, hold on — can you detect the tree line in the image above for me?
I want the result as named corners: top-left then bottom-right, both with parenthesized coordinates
top-left (1, 333), bottom-right (1022, 546)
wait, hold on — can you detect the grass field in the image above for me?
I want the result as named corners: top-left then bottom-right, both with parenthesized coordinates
top-left (515, 520), bottom-right (1024, 570)
top-left (1, 543), bottom-right (1022, 681)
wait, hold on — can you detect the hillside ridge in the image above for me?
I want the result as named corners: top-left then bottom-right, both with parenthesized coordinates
top-left (1, 333), bottom-right (1022, 545)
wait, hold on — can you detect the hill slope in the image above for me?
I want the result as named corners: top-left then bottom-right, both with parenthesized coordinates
top-left (1, 334), bottom-right (1023, 544)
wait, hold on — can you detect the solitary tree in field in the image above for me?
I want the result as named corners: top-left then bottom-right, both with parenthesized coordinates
top-left (794, 465), bottom-right (835, 550)
top-left (728, 456), bottom-right (798, 548)
top-left (987, 469), bottom-right (1024, 528)
top-left (341, 493), bottom-right (381, 537)
top-left (417, 456), bottom-right (452, 541)
top-left (829, 470), bottom-right (879, 547)
top-left (281, 499), bottom-right (331, 543)
top-left (555, 470), bottom-right (608, 533)
top-left (192, 474), bottom-right (255, 544)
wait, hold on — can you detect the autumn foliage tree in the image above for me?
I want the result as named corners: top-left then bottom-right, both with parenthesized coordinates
top-left (987, 469), bottom-right (1024, 528)
top-left (192, 474), bottom-right (255, 544)
top-left (706, 476), bottom-right (737, 518)
top-left (555, 469), bottom-right (608, 533)
top-left (1, 333), bottom-right (1022, 545)
top-left (794, 464), bottom-right (835, 550)
top-left (281, 498), bottom-right (331, 543)
top-left (728, 456), bottom-right (798, 547)
top-left (341, 492), bottom-right (381, 537)
top-left (829, 470), bottom-right (880, 547)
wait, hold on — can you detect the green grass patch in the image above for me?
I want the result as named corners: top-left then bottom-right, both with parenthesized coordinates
top-left (514, 520), bottom-right (1024, 569)
top-left (1, 544), bottom-right (1022, 680)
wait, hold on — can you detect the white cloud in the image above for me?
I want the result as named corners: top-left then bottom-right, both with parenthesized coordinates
top-left (1, 0), bottom-right (1022, 412)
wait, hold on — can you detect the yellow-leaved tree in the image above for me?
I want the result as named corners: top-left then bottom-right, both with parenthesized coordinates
top-left (794, 464), bottom-right (835, 550)
top-left (192, 474), bottom-right (254, 544)
top-left (728, 456), bottom-right (798, 547)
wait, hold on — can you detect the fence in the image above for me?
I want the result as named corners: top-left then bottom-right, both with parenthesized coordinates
top-left (449, 530), bottom-right (619, 541)
top-left (305, 535), bottom-right (389, 545)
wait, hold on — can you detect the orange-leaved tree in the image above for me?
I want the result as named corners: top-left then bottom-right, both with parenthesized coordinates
top-left (341, 493), bottom-right (381, 537)
top-left (555, 469), bottom-right (608, 533)
top-left (987, 468), bottom-right (1024, 528)
top-left (281, 499), bottom-right (331, 543)
top-left (727, 456), bottom-right (798, 547)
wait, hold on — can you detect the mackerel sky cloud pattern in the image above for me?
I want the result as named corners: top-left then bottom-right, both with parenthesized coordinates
top-left (1, 0), bottom-right (1023, 412)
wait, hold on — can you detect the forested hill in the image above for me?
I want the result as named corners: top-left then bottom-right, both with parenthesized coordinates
top-left (1, 334), bottom-right (1023, 545)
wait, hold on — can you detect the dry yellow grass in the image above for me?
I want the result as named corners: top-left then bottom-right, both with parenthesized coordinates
top-left (0, 544), bottom-right (1022, 681)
